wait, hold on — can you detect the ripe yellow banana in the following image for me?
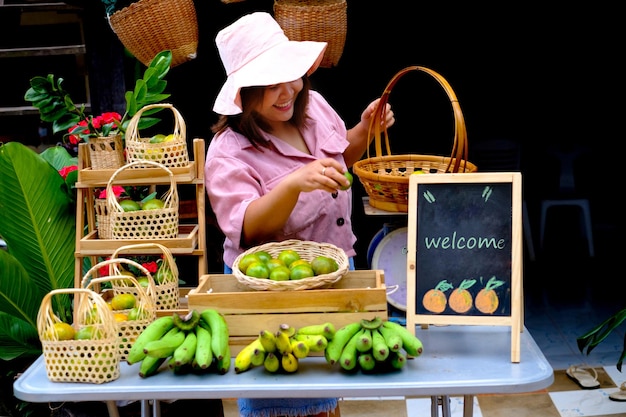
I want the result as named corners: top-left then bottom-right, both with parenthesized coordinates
top-left (235, 338), bottom-right (264, 373)
top-left (274, 330), bottom-right (292, 355)
top-left (325, 322), bottom-right (362, 365)
top-left (294, 333), bottom-right (328, 352)
top-left (172, 331), bottom-right (197, 367)
top-left (290, 339), bottom-right (310, 359)
top-left (281, 351), bottom-right (299, 373)
top-left (263, 352), bottom-right (280, 373)
top-left (381, 321), bottom-right (423, 357)
top-left (143, 327), bottom-right (185, 358)
top-left (296, 322), bottom-right (336, 340)
top-left (200, 309), bottom-right (230, 362)
top-left (278, 323), bottom-right (296, 337)
top-left (194, 324), bottom-right (213, 369)
top-left (127, 315), bottom-right (175, 364)
top-left (259, 329), bottom-right (277, 353)
top-left (338, 328), bottom-right (361, 371)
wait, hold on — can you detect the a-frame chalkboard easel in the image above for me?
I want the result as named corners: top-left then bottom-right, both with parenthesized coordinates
top-left (405, 172), bottom-right (523, 362)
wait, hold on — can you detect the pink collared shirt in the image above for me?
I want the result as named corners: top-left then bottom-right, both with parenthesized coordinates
top-left (205, 90), bottom-right (356, 268)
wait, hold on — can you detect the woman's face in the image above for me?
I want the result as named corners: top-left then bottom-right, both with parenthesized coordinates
top-left (257, 78), bottom-right (303, 124)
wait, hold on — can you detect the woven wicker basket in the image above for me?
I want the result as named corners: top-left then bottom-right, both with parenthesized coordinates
top-left (88, 134), bottom-right (125, 170)
top-left (274, 0), bottom-right (347, 68)
top-left (82, 258), bottom-right (157, 362)
top-left (353, 66), bottom-right (478, 212)
top-left (37, 288), bottom-right (120, 383)
top-left (108, 0), bottom-right (198, 67)
top-left (232, 239), bottom-right (349, 291)
top-left (110, 243), bottom-right (180, 310)
top-left (107, 160), bottom-right (179, 240)
top-left (125, 103), bottom-right (189, 168)
top-left (95, 198), bottom-right (112, 239)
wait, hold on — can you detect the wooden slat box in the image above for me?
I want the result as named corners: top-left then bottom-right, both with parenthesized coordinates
top-left (187, 270), bottom-right (388, 355)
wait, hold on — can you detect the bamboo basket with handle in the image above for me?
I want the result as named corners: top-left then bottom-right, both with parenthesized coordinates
top-left (353, 66), bottom-right (478, 212)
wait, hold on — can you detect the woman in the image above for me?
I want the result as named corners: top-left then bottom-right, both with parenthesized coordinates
top-left (205, 12), bottom-right (395, 417)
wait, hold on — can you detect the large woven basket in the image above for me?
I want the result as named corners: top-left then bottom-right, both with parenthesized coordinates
top-left (232, 239), bottom-right (349, 291)
top-left (37, 288), bottom-right (120, 384)
top-left (353, 66), bottom-right (478, 212)
top-left (82, 258), bottom-right (157, 362)
top-left (107, 160), bottom-right (179, 240)
top-left (274, 0), bottom-right (347, 68)
top-left (125, 103), bottom-right (189, 168)
top-left (108, 0), bottom-right (198, 67)
top-left (110, 243), bottom-right (180, 310)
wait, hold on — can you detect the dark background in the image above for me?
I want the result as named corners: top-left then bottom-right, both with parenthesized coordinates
top-left (5, 0), bottom-right (623, 274)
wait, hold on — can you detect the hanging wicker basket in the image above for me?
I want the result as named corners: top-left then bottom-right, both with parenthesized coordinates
top-left (353, 66), bottom-right (478, 213)
top-left (125, 103), bottom-right (189, 168)
top-left (273, 0), bottom-right (347, 68)
top-left (106, 160), bottom-right (179, 240)
top-left (81, 258), bottom-right (157, 362)
top-left (110, 243), bottom-right (180, 310)
top-left (108, 0), bottom-right (198, 67)
top-left (37, 288), bottom-right (121, 383)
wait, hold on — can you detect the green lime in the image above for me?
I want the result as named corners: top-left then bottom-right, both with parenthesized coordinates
top-left (119, 199), bottom-right (141, 212)
top-left (290, 264), bottom-right (315, 280)
top-left (245, 261), bottom-right (270, 279)
top-left (340, 171), bottom-right (353, 190)
top-left (266, 258), bottom-right (286, 271)
top-left (255, 250), bottom-right (272, 264)
top-left (311, 256), bottom-right (339, 275)
top-left (142, 198), bottom-right (165, 210)
top-left (238, 253), bottom-right (262, 274)
top-left (269, 265), bottom-right (291, 281)
top-left (278, 249), bottom-right (301, 268)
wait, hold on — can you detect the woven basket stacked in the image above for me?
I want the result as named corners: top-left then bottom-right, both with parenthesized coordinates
top-left (232, 239), bottom-right (349, 291)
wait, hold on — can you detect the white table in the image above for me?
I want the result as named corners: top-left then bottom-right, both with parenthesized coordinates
top-left (14, 325), bottom-right (554, 417)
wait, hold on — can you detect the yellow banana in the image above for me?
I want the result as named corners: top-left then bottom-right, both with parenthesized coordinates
top-left (278, 323), bottom-right (296, 337)
top-left (259, 329), bottom-right (277, 353)
top-left (290, 339), bottom-right (310, 359)
top-left (127, 315), bottom-right (175, 364)
top-left (382, 321), bottom-right (423, 357)
top-left (355, 328), bottom-right (373, 353)
top-left (139, 355), bottom-right (167, 378)
top-left (263, 352), bottom-right (280, 373)
top-left (275, 330), bottom-right (292, 355)
top-left (377, 324), bottom-right (402, 352)
top-left (200, 309), bottom-right (230, 361)
top-left (325, 322), bottom-right (362, 365)
top-left (281, 351), bottom-right (299, 373)
top-left (371, 329), bottom-right (390, 362)
top-left (251, 342), bottom-right (266, 367)
top-left (235, 338), bottom-right (264, 373)
top-left (297, 322), bottom-right (336, 340)
top-left (172, 331), bottom-right (197, 367)
top-left (294, 333), bottom-right (327, 352)
top-left (194, 324), bottom-right (213, 369)
top-left (143, 327), bottom-right (185, 358)
top-left (338, 328), bottom-right (361, 371)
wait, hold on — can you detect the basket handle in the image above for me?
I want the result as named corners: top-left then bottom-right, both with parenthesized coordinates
top-left (81, 258), bottom-right (157, 301)
top-left (110, 243), bottom-right (179, 284)
top-left (366, 66), bottom-right (470, 173)
top-left (125, 103), bottom-right (186, 144)
top-left (106, 160), bottom-right (177, 212)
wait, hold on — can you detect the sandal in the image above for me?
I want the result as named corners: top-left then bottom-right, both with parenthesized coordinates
top-left (610, 382), bottom-right (626, 402)
top-left (566, 365), bottom-right (600, 389)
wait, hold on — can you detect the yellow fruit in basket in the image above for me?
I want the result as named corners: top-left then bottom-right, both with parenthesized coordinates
top-left (239, 253), bottom-right (262, 274)
top-left (278, 250), bottom-right (301, 268)
top-left (290, 264), bottom-right (315, 280)
top-left (149, 134), bottom-right (166, 144)
top-left (113, 313), bottom-right (128, 322)
top-left (120, 199), bottom-right (141, 212)
top-left (255, 250), bottom-right (272, 264)
top-left (269, 265), bottom-right (291, 281)
top-left (311, 256), bottom-right (339, 275)
top-left (142, 198), bottom-right (165, 210)
top-left (246, 261), bottom-right (270, 279)
top-left (164, 134), bottom-right (176, 142)
top-left (110, 293), bottom-right (136, 310)
top-left (51, 322), bottom-right (75, 341)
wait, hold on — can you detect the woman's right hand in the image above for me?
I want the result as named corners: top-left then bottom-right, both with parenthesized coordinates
top-left (287, 158), bottom-right (350, 193)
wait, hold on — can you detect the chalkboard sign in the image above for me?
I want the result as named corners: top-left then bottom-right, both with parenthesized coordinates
top-left (405, 172), bottom-right (523, 362)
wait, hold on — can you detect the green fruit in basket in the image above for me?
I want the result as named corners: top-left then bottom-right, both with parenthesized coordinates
top-left (255, 250), bottom-right (272, 264)
top-left (265, 258), bottom-right (286, 271)
top-left (246, 261), bottom-right (270, 279)
top-left (269, 265), bottom-right (291, 281)
top-left (290, 264), bottom-right (315, 280)
top-left (137, 276), bottom-right (150, 288)
top-left (149, 134), bottom-right (166, 144)
top-left (238, 253), bottom-right (262, 274)
top-left (154, 265), bottom-right (173, 285)
top-left (311, 256), bottom-right (338, 275)
top-left (142, 198), bottom-right (165, 210)
top-left (278, 249), bottom-right (300, 268)
top-left (120, 199), bottom-right (141, 212)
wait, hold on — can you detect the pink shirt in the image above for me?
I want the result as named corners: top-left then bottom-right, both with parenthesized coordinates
top-left (205, 91), bottom-right (356, 268)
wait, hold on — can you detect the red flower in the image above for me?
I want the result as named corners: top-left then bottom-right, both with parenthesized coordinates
top-left (98, 186), bottom-right (125, 199)
top-left (58, 165), bottom-right (78, 179)
top-left (142, 261), bottom-right (159, 274)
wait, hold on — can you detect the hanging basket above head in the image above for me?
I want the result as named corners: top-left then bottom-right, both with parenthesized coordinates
top-left (108, 0), bottom-right (199, 67)
top-left (273, 0), bottom-right (347, 68)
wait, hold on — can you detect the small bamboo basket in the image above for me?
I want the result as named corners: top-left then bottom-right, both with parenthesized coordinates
top-left (273, 0), bottom-right (347, 68)
top-left (88, 134), bottom-right (125, 170)
top-left (95, 199), bottom-right (112, 239)
top-left (353, 66), bottom-right (478, 212)
top-left (110, 243), bottom-right (180, 310)
top-left (232, 239), bottom-right (349, 291)
top-left (107, 160), bottom-right (179, 240)
top-left (108, 0), bottom-right (198, 67)
top-left (125, 103), bottom-right (189, 168)
top-left (37, 288), bottom-right (120, 384)
top-left (81, 258), bottom-right (157, 362)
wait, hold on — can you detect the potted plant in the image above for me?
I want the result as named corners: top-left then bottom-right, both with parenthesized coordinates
top-left (578, 309), bottom-right (626, 371)
top-left (24, 50), bottom-right (173, 169)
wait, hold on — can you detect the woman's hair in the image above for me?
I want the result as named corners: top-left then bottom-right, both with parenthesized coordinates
top-left (211, 76), bottom-right (311, 150)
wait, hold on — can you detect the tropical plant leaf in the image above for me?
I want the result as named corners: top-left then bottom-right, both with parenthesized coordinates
top-left (0, 251), bottom-right (41, 328)
top-left (0, 312), bottom-right (41, 361)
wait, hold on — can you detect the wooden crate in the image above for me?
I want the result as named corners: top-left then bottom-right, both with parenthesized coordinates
top-left (187, 270), bottom-right (388, 355)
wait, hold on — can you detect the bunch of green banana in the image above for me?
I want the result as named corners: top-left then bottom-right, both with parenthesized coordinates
top-left (235, 322), bottom-right (335, 374)
top-left (127, 308), bottom-right (231, 377)
top-left (325, 317), bottom-right (423, 373)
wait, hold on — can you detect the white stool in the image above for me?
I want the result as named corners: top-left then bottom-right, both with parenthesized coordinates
top-left (539, 198), bottom-right (594, 257)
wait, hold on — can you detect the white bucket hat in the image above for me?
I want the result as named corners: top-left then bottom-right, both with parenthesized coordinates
top-left (213, 12), bottom-right (328, 115)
